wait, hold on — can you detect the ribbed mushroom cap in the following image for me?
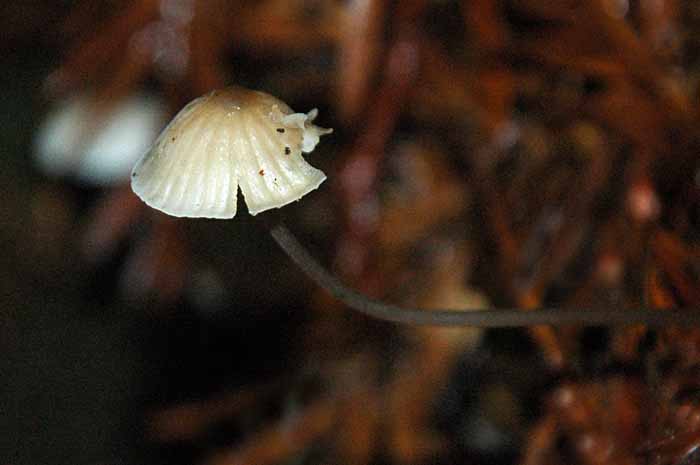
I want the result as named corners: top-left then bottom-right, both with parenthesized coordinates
top-left (131, 86), bottom-right (331, 218)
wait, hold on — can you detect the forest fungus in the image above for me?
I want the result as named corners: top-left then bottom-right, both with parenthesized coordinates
top-left (131, 86), bottom-right (700, 328)
top-left (36, 93), bottom-right (167, 185)
top-left (131, 86), bottom-right (331, 219)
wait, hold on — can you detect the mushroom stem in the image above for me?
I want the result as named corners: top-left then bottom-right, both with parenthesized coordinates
top-left (269, 223), bottom-right (700, 327)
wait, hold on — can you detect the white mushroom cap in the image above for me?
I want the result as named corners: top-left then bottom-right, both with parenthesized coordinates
top-left (35, 93), bottom-right (167, 185)
top-left (131, 86), bottom-right (332, 218)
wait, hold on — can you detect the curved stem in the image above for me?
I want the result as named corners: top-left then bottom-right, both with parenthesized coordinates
top-left (269, 223), bottom-right (700, 327)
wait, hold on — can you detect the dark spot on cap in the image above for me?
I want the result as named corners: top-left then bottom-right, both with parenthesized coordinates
top-left (259, 169), bottom-right (265, 176)
top-left (284, 147), bottom-right (291, 155)
top-left (276, 128), bottom-right (285, 133)
top-left (171, 137), bottom-right (176, 141)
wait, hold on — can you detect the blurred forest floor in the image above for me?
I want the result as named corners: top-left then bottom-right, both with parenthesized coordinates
top-left (1, 1), bottom-right (699, 465)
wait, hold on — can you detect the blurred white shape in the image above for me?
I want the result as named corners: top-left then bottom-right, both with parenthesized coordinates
top-left (34, 93), bottom-right (167, 185)
top-left (187, 267), bottom-right (228, 316)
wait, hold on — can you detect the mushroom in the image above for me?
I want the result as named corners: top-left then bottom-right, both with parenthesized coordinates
top-left (35, 92), bottom-right (167, 185)
top-left (131, 86), bottom-right (700, 328)
top-left (131, 86), bottom-right (332, 219)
